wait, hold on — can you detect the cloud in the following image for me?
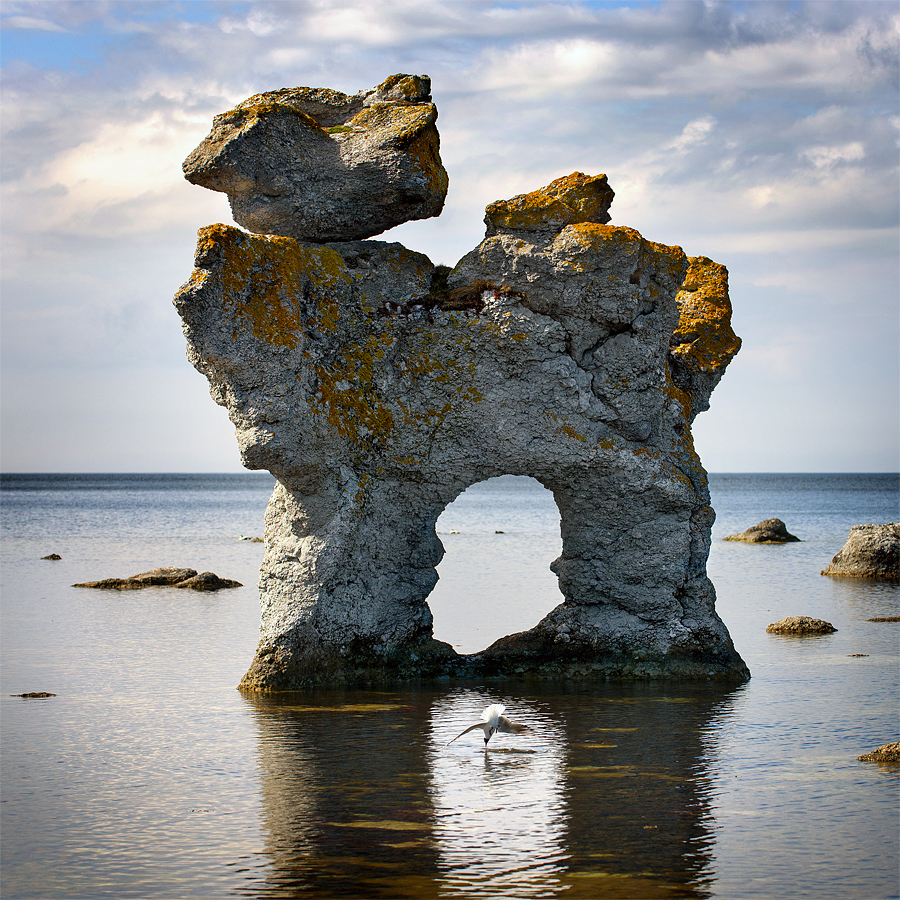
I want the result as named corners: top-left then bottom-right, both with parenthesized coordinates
top-left (1, 15), bottom-right (68, 32)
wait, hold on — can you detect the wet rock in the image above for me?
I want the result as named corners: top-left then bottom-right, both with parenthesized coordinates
top-left (41, 553), bottom-right (62, 560)
top-left (11, 691), bottom-right (56, 698)
top-left (766, 616), bottom-right (837, 635)
top-left (857, 742), bottom-right (900, 764)
top-left (73, 567), bottom-right (240, 591)
top-left (130, 567), bottom-right (199, 585)
top-left (821, 523), bottom-right (899, 579)
top-left (868, 616), bottom-right (900, 622)
top-left (174, 572), bottom-right (243, 591)
top-left (723, 518), bottom-right (800, 543)
top-left (183, 73), bottom-right (447, 243)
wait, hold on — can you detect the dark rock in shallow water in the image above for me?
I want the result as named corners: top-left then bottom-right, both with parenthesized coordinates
top-left (868, 616), bottom-right (900, 622)
top-left (723, 518), bottom-right (800, 543)
top-left (766, 616), bottom-right (837, 635)
top-left (73, 567), bottom-right (240, 591)
top-left (12, 691), bottom-right (56, 698)
top-left (174, 572), bottom-right (242, 591)
top-left (41, 553), bottom-right (62, 560)
top-left (857, 742), bottom-right (900, 764)
top-left (821, 523), bottom-right (899, 580)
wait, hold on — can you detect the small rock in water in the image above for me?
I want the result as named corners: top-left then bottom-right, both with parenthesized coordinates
top-left (857, 742), bottom-right (900, 764)
top-left (867, 616), bottom-right (900, 622)
top-left (41, 553), bottom-right (62, 560)
top-left (12, 691), bottom-right (56, 698)
top-left (73, 567), bottom-right (240, 591)
top-left (821, 523), bottom-right (899, 579)
top-left (723, 518), bottom-right (801, 543)
top-left (766, 616), bottom-right (837, 635)
top-left (174, 572), bottom-right (242, 591)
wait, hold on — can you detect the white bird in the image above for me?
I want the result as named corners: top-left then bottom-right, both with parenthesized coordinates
top-left (443, 703), bottom-right (528, 748)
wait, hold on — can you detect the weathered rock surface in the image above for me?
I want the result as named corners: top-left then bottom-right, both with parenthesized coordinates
top-left (175, 137), bottom-right (747, 686)
top-left (857, 742), bottom-right (900, 763)
top-left (183, 74), bottom-right (447, 243)
top-left (766, 616), bottom-right (837, 635)
top-left (73, 567), bottom-right (241, 590)
top-left (723, 518), bottom-right (800, 543)
top-left (821, 523), bottom-right (899, 579)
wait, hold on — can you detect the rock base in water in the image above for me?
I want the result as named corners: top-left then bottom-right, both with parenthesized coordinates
top-left (766, 616), bottom-right (837, 635)
top-left (723, 518), bottom-right (800, 543)
top-left (821, 523), bottom-right (899, 579)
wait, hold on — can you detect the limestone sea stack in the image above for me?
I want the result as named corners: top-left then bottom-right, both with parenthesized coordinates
top-left (821, 523), bottom-right (899, 579)
top-left (175, 75), bottom-right (748, 688)
top-left (183, 74), bottom-right (448, 243)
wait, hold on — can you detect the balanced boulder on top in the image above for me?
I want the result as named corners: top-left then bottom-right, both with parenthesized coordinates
top-left (183, 74), bottom-right (448, 243)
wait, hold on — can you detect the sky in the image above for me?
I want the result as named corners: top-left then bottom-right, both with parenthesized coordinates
top-left (1, 0), bottom-right (898, 473)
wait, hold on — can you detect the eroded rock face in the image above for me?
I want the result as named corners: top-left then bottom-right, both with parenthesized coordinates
top-left (175, 152), bottom-right (747, 685)
top-left (183, 74), bottom-right (447, 243)
top-left (821, 523), bottom-right (900, 579)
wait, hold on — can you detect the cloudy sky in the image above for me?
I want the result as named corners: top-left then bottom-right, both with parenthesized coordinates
top-left (1, 0), bottom-right (897, 473)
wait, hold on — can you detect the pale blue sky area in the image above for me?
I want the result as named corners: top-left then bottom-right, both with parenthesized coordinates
top-left (1, 0), bottom-right (897, 472)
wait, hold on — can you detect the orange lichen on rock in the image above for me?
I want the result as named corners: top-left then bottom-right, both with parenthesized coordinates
top-left (484, 172), bottom-right (614, 235)
top-left (671, 257), bottom-right (741, 375)
top-left (198, 224), bottom-right (348, 349)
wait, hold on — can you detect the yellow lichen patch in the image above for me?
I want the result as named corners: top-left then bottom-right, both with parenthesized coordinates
top-left (345, 102), bottom-right (435, 145)
top-left (201, 225), bottom-right (350, 348)
top-left (545, 411), bottom-right (588, 443)
top-left (310, 331), bottom-right (396, 446)
top-left (671, 256), bottom-right (741, 374)
top-left (485, 172), bottom-right (614, 233)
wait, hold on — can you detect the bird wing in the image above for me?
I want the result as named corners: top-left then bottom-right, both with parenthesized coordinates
top-left (482, 703), bottom-right (506, 722)
top-left (443, 721), bottom-right (485, 748)
top-left (497, 715), bottom-right (528, 734)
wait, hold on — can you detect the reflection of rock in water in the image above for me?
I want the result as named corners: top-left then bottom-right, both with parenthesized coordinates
top-left (242, 684), bottom-right (739, 898)
top-left (242, 692), bottom-right (444, 898)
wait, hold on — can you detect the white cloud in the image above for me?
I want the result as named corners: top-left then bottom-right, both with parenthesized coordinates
top-left (802, 142), bottom-right (866, 169)
top-left (1, 15), bottom-right (67, 32)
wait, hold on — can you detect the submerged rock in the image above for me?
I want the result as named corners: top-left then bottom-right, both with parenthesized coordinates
top-left (723, 518), bottom-right (800, 543)
top-left (821, 523), bottom-right (899, 579)
top-left (183, 74), bottom-right (447, 243)
top-left (41, 553), bottom-right (62, 560)
top-left (766, 616), bottom-right (837, 635)
top-left (857, 742), bottom-right (900, 764)
top-left (73, 567), bottom-right (241, 591)
top-left (175, 76), bottom-right (748, 688)
top-left (11, 691), bottom-right (56, 698)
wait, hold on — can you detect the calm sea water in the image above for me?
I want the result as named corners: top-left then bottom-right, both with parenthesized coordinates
top-left (1, 472), bottom-right (897, 899)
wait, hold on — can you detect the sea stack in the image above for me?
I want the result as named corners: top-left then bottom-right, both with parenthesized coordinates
top-left (175, 74), bottom-right (748, 688)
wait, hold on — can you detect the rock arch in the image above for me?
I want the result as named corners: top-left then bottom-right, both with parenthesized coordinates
top-left (175, 75), bottom-right (749, 687)
top-left (428, 475), bottom-right (563, 653)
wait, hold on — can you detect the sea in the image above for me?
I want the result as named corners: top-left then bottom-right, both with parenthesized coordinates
top-left (1, 472), bottom-right (897, 899)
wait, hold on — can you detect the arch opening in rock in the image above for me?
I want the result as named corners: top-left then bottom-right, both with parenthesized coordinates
top-left (428, 475), bottom-right (564, 654)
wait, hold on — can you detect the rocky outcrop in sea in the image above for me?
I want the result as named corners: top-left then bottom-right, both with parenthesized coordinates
top-left (175, 74), bottom-right (748, 688)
